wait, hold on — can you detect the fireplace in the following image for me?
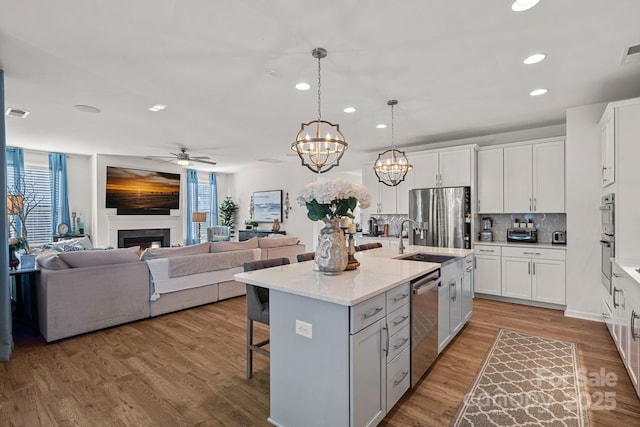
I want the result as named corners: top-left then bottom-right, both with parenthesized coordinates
top-left (118, 228), bottom-right (170, 250)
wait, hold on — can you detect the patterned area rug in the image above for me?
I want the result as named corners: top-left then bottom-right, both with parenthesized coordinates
top-left (450, 329), bottom-right (589, 427)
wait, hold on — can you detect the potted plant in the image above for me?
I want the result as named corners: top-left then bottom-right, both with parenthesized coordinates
top-left (219, 197), bottom-right (239, 237)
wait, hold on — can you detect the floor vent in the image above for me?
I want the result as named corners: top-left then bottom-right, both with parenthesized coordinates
top-left (5, 107), bottom-right (30, 118)
top-left (621, 43), bottom-right (640, 64)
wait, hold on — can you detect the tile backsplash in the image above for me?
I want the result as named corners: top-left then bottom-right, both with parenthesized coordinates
top-left (363, 214), bottom-right (408, 237)
top-left (476, 213), bottom-right (567, 244)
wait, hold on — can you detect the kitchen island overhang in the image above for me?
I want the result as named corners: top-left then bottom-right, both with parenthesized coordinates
top-left (234, 245), bottom-right (473, 427)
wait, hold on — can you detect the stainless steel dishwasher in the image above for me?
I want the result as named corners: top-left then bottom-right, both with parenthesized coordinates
top-left (410, 269), bottom-right (440, 387)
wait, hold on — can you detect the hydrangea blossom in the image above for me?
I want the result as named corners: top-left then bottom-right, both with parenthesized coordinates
top-left (297, 178), bottom-right (372, 221)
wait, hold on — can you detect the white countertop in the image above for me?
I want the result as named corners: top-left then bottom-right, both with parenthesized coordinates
top-left (614, 258), bottom-right (640, 286)
top-left (473, 240), bottom-right (567, 250)
top-left (234, 245), bottom-right (473, 306)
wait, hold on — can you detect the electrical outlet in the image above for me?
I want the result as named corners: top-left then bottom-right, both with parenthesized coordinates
top-left (295, 320), bottom-right (313, 339)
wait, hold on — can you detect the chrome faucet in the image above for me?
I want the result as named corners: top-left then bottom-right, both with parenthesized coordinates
top-left (399, 218), bottom-right (417, 254)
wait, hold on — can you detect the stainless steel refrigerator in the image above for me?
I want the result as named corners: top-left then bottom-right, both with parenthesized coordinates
top-left (409, 187), bottom-right (471, 249)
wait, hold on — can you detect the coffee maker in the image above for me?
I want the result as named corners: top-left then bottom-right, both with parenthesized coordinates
top-left (479, 217), bottom-right (493, 241)
top-left (368, 217), bottom-right (379, 236)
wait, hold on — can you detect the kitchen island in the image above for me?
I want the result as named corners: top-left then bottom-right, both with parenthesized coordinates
top-left (234, 245), bottom-right (473, 427)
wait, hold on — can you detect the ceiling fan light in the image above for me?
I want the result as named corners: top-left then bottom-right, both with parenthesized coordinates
top-left (177, 159), bottom-right (190, 166)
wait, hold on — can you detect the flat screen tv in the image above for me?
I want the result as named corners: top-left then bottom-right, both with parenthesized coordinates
top-left (106, 166), bottom-right (180, 215)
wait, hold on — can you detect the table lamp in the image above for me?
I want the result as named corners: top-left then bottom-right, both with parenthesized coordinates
top-left (192, 212), bottom-right (206, 243)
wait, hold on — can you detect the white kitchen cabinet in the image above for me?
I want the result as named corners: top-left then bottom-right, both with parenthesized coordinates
top-left (477, 147), bottom-right (504, 213)
top-left (503, 139), bottom-right (565, 213)
top-left (438, 259), bottom-right (466, 353)
top-left (501, 246), bottom-right (566, 305)
top-left (462, 254), bottom-right (474, 322)
top-left (612, 265), bottom-right (628, 362)
top-left (600, 105), bottom-right (615, 187)
top-left (473, 245), bottom-right (501, 296)
top-left (350, 317), bottom-right (386, 427)
top-left (365, 165), bottom-right (413, 214)
top-left (363, 166), bottom-right (383, 214)
top-left (627, 292), bottom-right (640, 397)
top-left (413, 147), bottom-right (472, 189)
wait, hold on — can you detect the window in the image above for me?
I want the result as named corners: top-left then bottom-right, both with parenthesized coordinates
top-left (196, 180), bottom-right (216, 242)
top-left (7, 166), bottom-right (52, 245)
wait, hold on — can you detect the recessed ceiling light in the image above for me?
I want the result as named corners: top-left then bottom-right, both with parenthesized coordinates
top-left (530, 88), bottom-right (548, 96)
top-left (73, 104), bottom-right (101, 114)
top-left (512, 0), bottom-right (540, 12)
top-left (343, 107), bottom-right (356, 113)
top-left (523, 53), bottom-right (546, 64)
top-left (376, 124), bottom-right (387, 129)
top-left (295, 82), bottom-right (310, 91)
top-left (148, 104), bottom-right (167, 112)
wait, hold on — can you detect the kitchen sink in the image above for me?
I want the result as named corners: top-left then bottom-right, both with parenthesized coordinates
top-left (398, 253), bottom-right (459, 265)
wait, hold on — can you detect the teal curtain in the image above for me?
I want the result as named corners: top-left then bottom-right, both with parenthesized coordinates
top-left (186, 169), bottom-right (198, 245)
top-left (5, 146), bottom-right (24, 237)
top-left (48, 152), bottom-right (70, 237)
top-left (1, 69), bottom-right (14, 361)
top-left (209, 172), bottom-right (218, 226)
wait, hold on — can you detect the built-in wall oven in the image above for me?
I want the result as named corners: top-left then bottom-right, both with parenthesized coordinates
top-left (600, 193), bottom-right (615, 294)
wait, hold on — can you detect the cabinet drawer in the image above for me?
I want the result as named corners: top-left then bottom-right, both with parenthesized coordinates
top-left (350, 293), bottom-right (386, 334)
top-left (387, 347), bottom-right (410, 410)
top-left (474, 245), bottom-right (501, 255)
top-left (386, 282), bottom-right (410, 313)
top-left (387, 303), bottom-right (410, 337)
top-left (502, 246), bottom-right (565, 260)
top-left (387, 324), bottom-right (410, 362)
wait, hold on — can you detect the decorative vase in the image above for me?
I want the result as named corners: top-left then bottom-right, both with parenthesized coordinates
top-left (9, 248), bottom-right (20, 270)
top-left (272, 218), bottom-right (281, 232)
top-left (314, 218), bottom-right (348, 275)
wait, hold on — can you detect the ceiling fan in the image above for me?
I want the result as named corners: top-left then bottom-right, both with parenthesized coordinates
top-left (145, 148), bottom-right (217, 166)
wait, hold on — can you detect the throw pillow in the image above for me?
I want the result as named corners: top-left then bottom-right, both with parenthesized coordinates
top-left (210, 237), bottom-right (259, 253)
top-left (59, 246), bottom-right (141, 268)
top-left (258, 237), bottom-right (300, 248)
top-left (139, 242), bottom-right (210, 261)
top-left (36, 251), bottom-right (71, 270)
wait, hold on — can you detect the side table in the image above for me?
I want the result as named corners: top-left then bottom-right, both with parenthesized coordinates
top-left (10, 267), bottom-right (40, 337)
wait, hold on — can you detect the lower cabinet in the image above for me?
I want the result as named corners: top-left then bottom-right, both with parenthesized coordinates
top-left (462, 254), bottom-right (474, 322)
top-left (350, 283), bottom-right (411, 426)
top-left (438, 258), bottom-right (471, 353)
top-left (627, 292), bottom-right (640, 396)
top-left (473, 245), bottom-right (501, 296)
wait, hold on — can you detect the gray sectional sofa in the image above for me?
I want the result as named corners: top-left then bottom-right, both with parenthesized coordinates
top-left (35, 237), bottom-right (305, 342)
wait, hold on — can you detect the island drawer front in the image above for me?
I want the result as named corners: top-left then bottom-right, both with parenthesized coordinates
top-left (501, 246), bottom-right (566, 260)
top-left (474, 245), bottom-right (501, 255)
top-left (386, 282), bottom-right (411, 313)
top-left (387, 324), bottom-right (410, 362)
top-left (387, 303), bottom-right (410, 337)
top-left (387, 347), bottom-right (410, 410)
top-left (351, 293), bottom-right (386, 334)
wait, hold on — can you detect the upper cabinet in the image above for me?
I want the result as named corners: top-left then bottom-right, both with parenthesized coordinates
top-left (413, 147), bottom-right (473, 189)
top-left (503, 139), bottom-right (565, 213)
top-left (363, 165), bottom-right (413, 215)
top-left (477, 147), bottom-right (504, 213)
top-left (600, 106), bottom-right (615, 187)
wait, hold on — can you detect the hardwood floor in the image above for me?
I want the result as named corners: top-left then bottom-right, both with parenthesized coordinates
top-left (2, 297), bottom-right (639, 426)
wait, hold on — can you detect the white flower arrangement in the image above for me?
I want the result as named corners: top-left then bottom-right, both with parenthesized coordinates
top-left (297, 178), bottom-right (372, 221)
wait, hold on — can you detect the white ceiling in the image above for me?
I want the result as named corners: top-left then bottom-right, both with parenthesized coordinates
top-left (2, 0), bottom-right (640, 173)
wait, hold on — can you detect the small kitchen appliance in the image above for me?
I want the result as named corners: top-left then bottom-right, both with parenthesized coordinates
top-left (368, 217), bottom-right (379, 236)
top-left (507, 228), bottom-right (538, 243)
top-left (479, 217), bottom-right (493, 242)
top-left (552, 231), bottom-right (567, 245)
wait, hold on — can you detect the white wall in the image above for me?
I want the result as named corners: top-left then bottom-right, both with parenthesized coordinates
top-left (564, 102), bottom-right (607, 321)
top-left (231, 164), bottom-right (363, 250)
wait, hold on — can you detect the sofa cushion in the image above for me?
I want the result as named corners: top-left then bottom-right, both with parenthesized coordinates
top-left (258, 236), bottom-right (300, 248)
top-left (36, 251), bottom-right (71, 270)
top-left (140, 242), bottom-right (210, 261)
top-left (58, 246), bottom-right (141, 268)
top-left (210, 237), bottom-right (259, 253)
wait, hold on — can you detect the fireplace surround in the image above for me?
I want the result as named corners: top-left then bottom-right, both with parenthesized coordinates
top-left (118, 228), bottom-right (170, 249)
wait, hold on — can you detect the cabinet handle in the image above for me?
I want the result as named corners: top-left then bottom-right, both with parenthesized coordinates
top-left (532, 262), bottom-right (536, 275)
top-left (393, 337), bottom-right (409, 350)
top-left (478, 249), bottom-right (494, 253)
top-left (602, 312), bottom-right (610, 320)
top-left (478, 199), bottom-right (480, 212)
top-left (523, 252), bottom-right (541, 255)
top-left (632, 310), bottom-right (640, 341)
top-left (363, 307), bottom-right (384, 319)
top-left (466, 266), bottom-right (473, 272)
top-left (602, 166), bottom-right (607, 182)
top-left (392, 293), bottom-right (409, 303)
top-left (382, 325), bottom-right (389, 354)
top-left (613, 287), bottom-right (621, 308)
top-left (393, 370), bottom-right (409, 386)
top-left (528, 261), bottom-right (531, 275)
top-left (533, 198), bottom-right (537, 211)
top-left (392, 315), bottom-right (409, 326)
top-left (612, 273), bottom-right (622, 278)
top-left (450, 282), bottom-right (457, 301)
top-left (529, 198), bottom-right (532, 211)
top-left (466, 258), bottom-right (473, 264)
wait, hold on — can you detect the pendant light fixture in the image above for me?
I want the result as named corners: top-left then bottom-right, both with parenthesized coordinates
top-left (292, 48), bottom-right (348, 174)
top-left (374, 100), bottom-right (412, 186)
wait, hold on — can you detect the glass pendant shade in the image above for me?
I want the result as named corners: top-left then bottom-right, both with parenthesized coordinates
top-left (292, 119), bottom-right (347, 174)
top-left (293, 47), bottom-right (348, 174)
top-left (374, 149), bottom-right (412, 186)
top-left (374, 99), bottom-right (412, 186)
